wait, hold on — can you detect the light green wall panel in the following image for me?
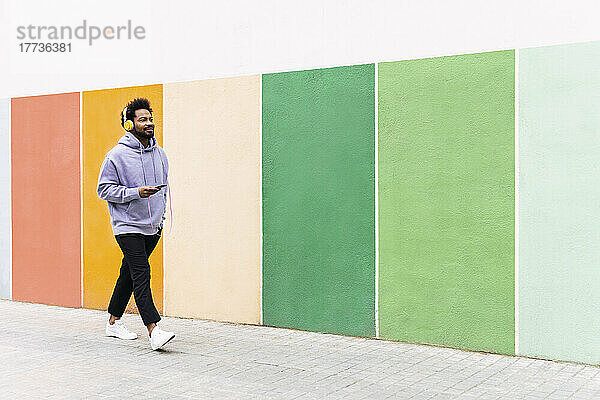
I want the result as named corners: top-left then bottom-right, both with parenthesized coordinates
top-left (379, 51), bottom-right (515, 354)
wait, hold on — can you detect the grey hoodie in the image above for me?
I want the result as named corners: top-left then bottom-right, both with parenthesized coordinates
top-left (97, 132), bottom-right (169, 235)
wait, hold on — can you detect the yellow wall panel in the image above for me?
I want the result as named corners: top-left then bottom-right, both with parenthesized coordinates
top-left (164, 76), bottom-right (260, 324)
top-left (83, 85), bottom-right (164, 315)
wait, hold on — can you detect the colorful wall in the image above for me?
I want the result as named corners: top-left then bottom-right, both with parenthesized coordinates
top-left (3, 41), bottom-right (600, 366)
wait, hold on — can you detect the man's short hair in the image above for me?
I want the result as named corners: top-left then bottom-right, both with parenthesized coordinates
top-left (122, 97), bottom-right (153, 126)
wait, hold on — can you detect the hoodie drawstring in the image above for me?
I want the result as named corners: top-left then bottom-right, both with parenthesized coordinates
top-left (142, 144), bottom-right (172, 234)
top-left (140, 147), bottom-right (155, 231)
top-left (156, 149), bottom-right (173, 234)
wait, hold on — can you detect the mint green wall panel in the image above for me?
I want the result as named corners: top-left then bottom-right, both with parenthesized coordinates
top-left (519, 41), bottom-right (600, 364)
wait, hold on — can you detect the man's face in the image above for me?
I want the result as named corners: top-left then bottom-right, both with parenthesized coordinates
top-left (133, 109), bottom-right (154, 138)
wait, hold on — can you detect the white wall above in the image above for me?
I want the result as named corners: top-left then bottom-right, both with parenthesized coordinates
top-left (1, 0), bottom-right (599, 98)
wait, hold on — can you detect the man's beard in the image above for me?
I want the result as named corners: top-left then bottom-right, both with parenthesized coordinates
top-left (135, 127), bottom-right (154, 138)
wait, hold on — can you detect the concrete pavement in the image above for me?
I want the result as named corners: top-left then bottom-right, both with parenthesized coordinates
top-left (1, 300), bottom-right (599, 399)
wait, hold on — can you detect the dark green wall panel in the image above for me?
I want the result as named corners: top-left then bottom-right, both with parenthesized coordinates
top-left (262, 64), bottom-right (375, 337)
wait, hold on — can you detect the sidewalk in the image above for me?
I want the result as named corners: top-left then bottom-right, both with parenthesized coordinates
top-left (0, 300), bottom-right (598, 399)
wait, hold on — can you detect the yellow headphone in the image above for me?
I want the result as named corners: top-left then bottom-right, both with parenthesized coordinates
top-left (122, 106), bottom-right (134, 132)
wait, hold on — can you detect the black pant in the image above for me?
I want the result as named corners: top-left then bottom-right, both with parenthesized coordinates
top-left (107, 228), bottom-right (162, 326)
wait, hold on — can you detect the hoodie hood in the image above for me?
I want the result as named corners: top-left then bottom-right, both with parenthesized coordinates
top-left (118, 132), bottom-right (157, 152)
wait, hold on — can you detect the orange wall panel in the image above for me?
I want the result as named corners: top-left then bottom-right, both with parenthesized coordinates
top-left (82, 85), bottom-right (163, 315)
top-left (11, 93), bottom-right (81, 307)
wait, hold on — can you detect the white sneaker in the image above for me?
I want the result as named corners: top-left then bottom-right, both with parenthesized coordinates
top-left (105, 319), bottom-right (137, 340)
top-left (148, 325), bottom-right (175, 350)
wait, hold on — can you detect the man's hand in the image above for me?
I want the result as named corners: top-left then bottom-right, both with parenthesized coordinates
top-left (138, 186), bottom-right (160, 198)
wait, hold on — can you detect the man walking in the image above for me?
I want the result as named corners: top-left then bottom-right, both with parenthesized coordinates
top-left (97, 97), bottom-right (175, 351)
